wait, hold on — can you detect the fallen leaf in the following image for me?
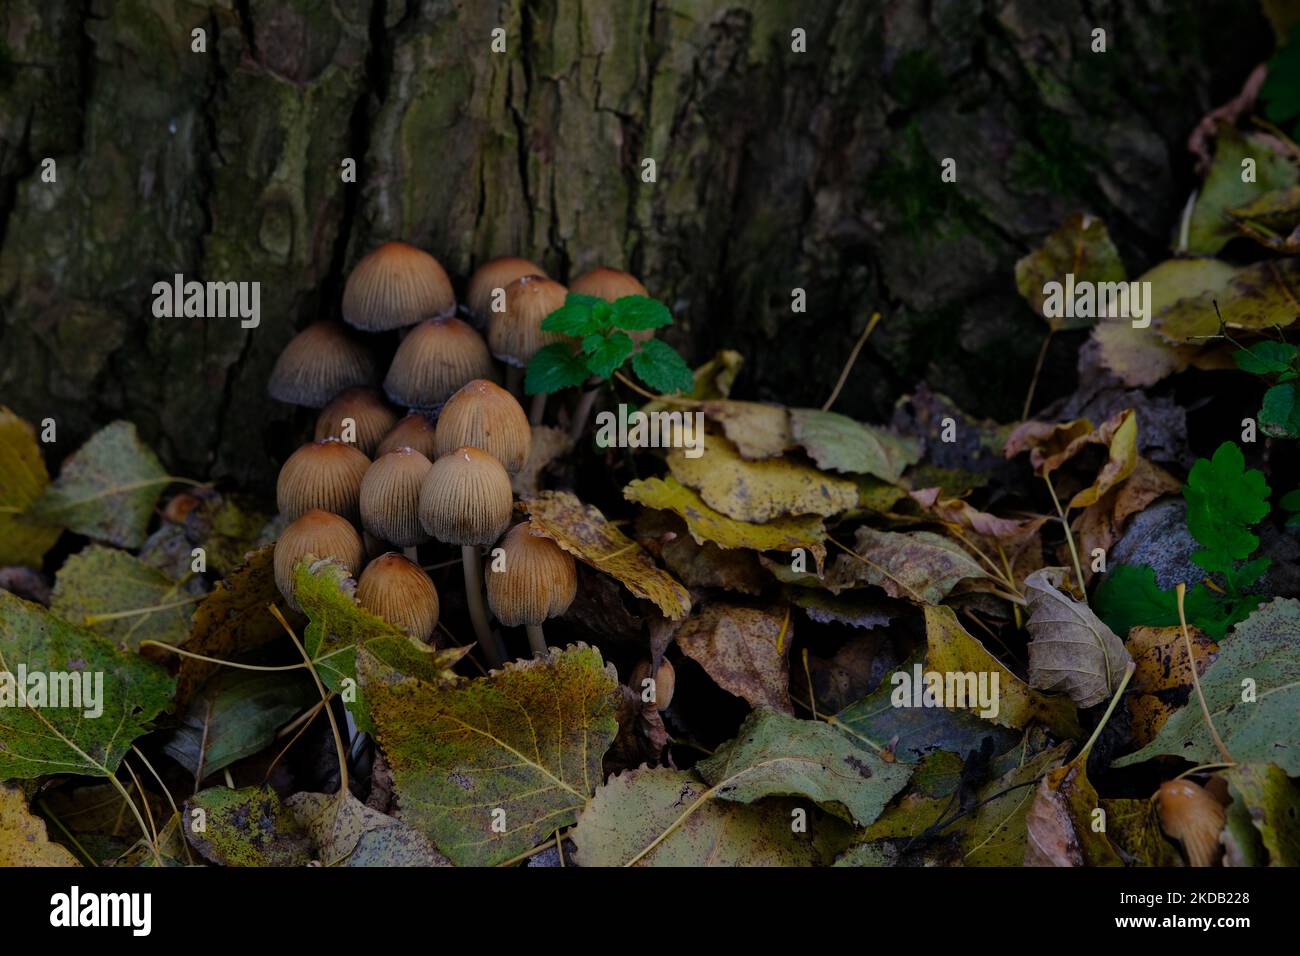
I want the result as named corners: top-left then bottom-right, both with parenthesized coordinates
top-left (511, 425), bottom-right (573, 498)
top-left (698, 400), bottom-right (794, 459)
top-left (605, 683), bottom-right (672, 776)
top-left (1024, 760), bottom-right (1123, 866)
top-left (1074, 458), bottom-right (1182, 581)
top-left (908, 487), bottom-right (1031, 538)
top-left (1066, 409), bottom-right (1138, 509)
top-left (287, 791), bottom-right (450, 867)
top-left (1186, 125), bottom-right (1299, 255)
top-left (1125, 625), bottom-right (1219, 747)
top-left (1158, 258), bottom-right (1300, 342)
top-left (674, 602), bottom-right (794, 714)
top-left (1024, 567), bottom-right (1132, 708)
top-left (183, 785), bottom-right (313, 867)
top-left (0, 407), bottom-right (61, 567)
top-left (847, 527), bottom-right (989, 605)
top-left (1223, 764), bottom-right (1300, 867)
top-left (789, 589), bottom-right (895, 630)
top-left (1014, 213), bottom-right (1126, 330)
top-left (634, 510), bottom-right (766, 595)
top-left (1099, 798), bottom-right (1183, 866)
top-left (788, 408), bottom-right (920, 481)
top-left (0, 783), bottom-right (80, 865)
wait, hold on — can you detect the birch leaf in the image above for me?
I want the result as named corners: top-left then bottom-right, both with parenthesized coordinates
top-left (0, 407), bottom-right (61, 567)
top-left (1024, 567), bottom-right (1132, 708)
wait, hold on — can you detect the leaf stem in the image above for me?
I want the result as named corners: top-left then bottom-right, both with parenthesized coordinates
top-left (1043, 474), bottom-right (1085, 590)
top-left (822, 311), bottom-right (881, 411)
top-left (270, 604), bottom-right (350, 797)
top-left (1077, 660), bottom-right (1136, 765)
top-left (1176, 583), bottom-right (1233, 764)
top-left (138, 640), bottom-right (309, 671)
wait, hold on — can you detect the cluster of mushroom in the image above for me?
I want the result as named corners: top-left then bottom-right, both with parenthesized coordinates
top-left (264, 242), bottom-right (639, 666)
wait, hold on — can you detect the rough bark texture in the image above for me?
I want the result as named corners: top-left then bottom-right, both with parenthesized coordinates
top-left (0, 1), bottom-right (1271, 494)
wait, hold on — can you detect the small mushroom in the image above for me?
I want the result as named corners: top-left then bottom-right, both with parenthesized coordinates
top-left (359, 446), bottom-right (432, 549)
top-left (314, 386), bottom-right (398, 457)
top-left (267, 321), bottom-right (376, 408)
top-left (467, 256), bottom-right (546, 322)
top-left (629, 657), bottom-right (676, 710)
top-left (570, 266), bottom-right (653, 342)
top-left (375, 411), bottom-right (438, 459)
top-left (434, 379), bottom-right (532, 475)
top-left (342, 241), bottom-right (455, 332)
top-left (485, 522), bottom-right (576, 656)
top-left (418, 446), bottom-right (513, 666)
top-left (276, 438), bottom-right (370, 524)
top-left (357, 552), bottom-right (440, 644)
top-left (273, 509), bottom-right (365, 611)
top-left (489, 275), bottom-right (570, 419)
top-left (383, 316), bottom-right (497, 411)
top-left (1155, 779), bottom-right (1226, 867)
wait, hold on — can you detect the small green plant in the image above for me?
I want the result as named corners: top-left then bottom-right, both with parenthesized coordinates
top-left (1234, 339), bottom-right (1300, 437)
top-left (1094, 441), bottom-right (1270, 638)
top-left (524, 293), bottom-right (694, 396)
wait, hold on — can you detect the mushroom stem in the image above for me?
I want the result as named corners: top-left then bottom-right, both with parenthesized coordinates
top-left (525, 623), bottom-right (548, 657)
top-left (529, 392), bottom-right (547, 425)
top-left (505, 366), bottom-right (524, 398)
top-left (570, 384), bottom-right (601, 440)
top-left (462, 545), bottom-right (506, 667)
top-left (403, 545), bottom-right (419, 563)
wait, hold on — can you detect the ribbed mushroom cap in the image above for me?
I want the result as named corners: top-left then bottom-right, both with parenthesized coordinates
top-left (342, 241), bottom-right (455, 332)
top-left (277, 438), bottom-right (370, 524)
top-left (571, 266), bottom-right (655, 343)
top-left (489, 275), bottom-right (570, 367)
top-left (418, 446), bottom-right (513, 547)
top-left (314, 387), bottom-right (398, 457)
top-left (629, 657), bottom-right (676, 709)
top-left (376, 412), bottom-right (438, 459)
top-left (357, 552), bottom-right (441, 644)
top-left (383, 316), bottom-right (497, 410)
top-left (485, 521), bottom-right (577, 627)
top-left (434, 379), bottom-right (532, 475)
top-left (267, 321), bottom-right (377, 408)
top-left (1156, 779), bottom-right (1226, 867)
top-left (273, 509), bottom-right (365, 611)
top-left (359, 446), bottom-right (433, 547)
top-left (467, 257), bottom-right (546, 319)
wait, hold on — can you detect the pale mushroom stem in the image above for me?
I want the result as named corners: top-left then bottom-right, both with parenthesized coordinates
top-left (403, 545), bottom-right (419, 563)
top-left (529, 393), bottom-right (546, 425)
top-left (570, 383), bottom-right (601, 440)
top-left (462, 545), bottom-right (506, 667)
top-left (505, 366), bottom-right (524, 398)
top-left (525, 623), bottom-right (548, 657)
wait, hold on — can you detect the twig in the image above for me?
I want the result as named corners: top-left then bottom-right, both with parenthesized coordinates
top-left (823, 311), bottom-right (881, 411)
top-left (1021, 330), bottom-right (1053, 421)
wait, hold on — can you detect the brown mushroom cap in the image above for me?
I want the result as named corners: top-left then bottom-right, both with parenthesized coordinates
top-left (629, 657), bottom-right (676, 710)
top-left (375, 412), bottom-right (438, 459)
top-left (1155, 779), bottom-right (1227, 867)
top-left (342, 241), bottom-right (455, 332)
top-left (359, 446), bottom-right (433, 547)
top-left (467, 257), bottom-right (546, 319)
top-left (276, 438), bottom-right (370, 524)
top-left (418, 445), bottom-right (513, 546)
top-left (357, 552), bottom-right (440, 644)
top-left (485, 521), bottom-right (577, 626)
top-left (383, 316), bottom-right (497, 411)
top-left (267, 321), bottom-right (377, 408)
top-left (434, 379), bottom-right (532, 475)
top-left (273, 509), bottom-right (365, 611)
top-left (488, 275), bottom-right (570, 367)
top-left (314, 387), bottom-right (399, 457)
top-left (571, 266), bottom-right (654, 343)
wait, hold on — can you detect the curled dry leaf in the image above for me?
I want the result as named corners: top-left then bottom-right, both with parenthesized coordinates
top-left (908, 487), bottom-right (1031, 539)
top-left (675, 601), bottom-right (794, 714)
top-left (1024, 760), bottom-right (1124, 867)
top-left (847, 527), bottom-right (989, 605)
top-left (697, 399), bottom-right (794, 459)
top-left (1073, 457), bottom-right (1182, 583)
top-left (1125, 624), bottom-right (1219, 747)
top-left (1023, 567), bottom-right (1132, 709)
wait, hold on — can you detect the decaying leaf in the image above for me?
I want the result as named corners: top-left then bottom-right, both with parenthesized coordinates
top-left (634, 510), bottom-right (766, 595)
top-left (0, 783), bottom-right (80, 865)
top-left (789, 589), bottom-right (895, 630)
top-left (1024, 760), bottom-right (1123, 867)
top-left (606, 684), bottom-right (672, 776)
top-left (1099, 798), bottom-right (1183, 866)
top-left (1125, 625), bottom-right (1219, 747)
top-left (1014, 213), bottom-right (1126, 330)
top-left (908, 487), bottom-right (1032, 538)
top-left (674, 602), bottom-right (794, 714)
top-left (698, 400), bottom-right (794, 459)
top-left (788, 408), bottom-right (919, 481)
top-left (0, 407), bottom-right (61, 567)
top-left (1223, 764), bottom-right (1300, 867)
top-left (183, 785), bottom-right (313, 867)
top-left (287, 791), bottom-right (450, 867)
top-left (511, 424), bottom-right (573, 498)
top-left (1024, 568), bottom-right (1132, 708)
top-left (1186, 125), bottom-right (1299, 255)
top-left (522, 490), bottom-right (691, 620)
top-left (847, 527), bottom-right (989, 605)
top-left (1074, 458), bottom-right (1182, 581)
top-left (1158, 258), bottom-right (1300, 342)
top-left (1065, 409), bottom-right (1138, 509)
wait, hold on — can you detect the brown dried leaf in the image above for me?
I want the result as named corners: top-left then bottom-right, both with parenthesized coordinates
top-left (1125, 625), bottom-right (1219, 747)
top-left (675, 602), bottom-right (793, 713)
top-left (1074, 457), bottom-right (1182, 583)
top-left (848, 527), bottom-right (989, 605)
top-left (1024, 567), bottom-right (1132, 708)
top-left (1024, 760), bottom-right (1124, 866)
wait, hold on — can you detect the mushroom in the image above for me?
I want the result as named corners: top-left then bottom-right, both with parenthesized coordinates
top-left (570, 266), bottom-right (652, 340)
top-left (485, 521), bottom-right (577, 656)
top-left (342, 241), bottom-right (455, 332)
top-left (1155, 779), bottom-right (1227, 867)
top-left (467, 256), bottom-right (546, 323)
top-left (357, 552), bottom-right (440, 644)
top-left (629, 657), bottom-right (676, 710)
top-left (383, 316), bottom-right (497, 412)
top-left (267, 321), bottom-right (376, 408)
top-left (489, 274), bottom-right (569, 418)
top-left (375, 411), bottom-right (438, 459)
top-left (359, 446), bottom-right (432, 552)
top-left (418, 446), bottom-right (513, 666)
top-left (314, 386), bottom-right (398, 457)
top-left (276, 438), bottom-right (370, 524)
top-left (273, 508), bottom-right (365, 611)
top-left (434, 379), bottom-right (532, 475)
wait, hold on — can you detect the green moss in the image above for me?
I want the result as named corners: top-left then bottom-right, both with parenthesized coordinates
top-left (888, 49), bottom-right (946, 111)
top-left (866, 122), bottom-right (973, 247)
top-left (1010, 110), bottom-right (1100, 197)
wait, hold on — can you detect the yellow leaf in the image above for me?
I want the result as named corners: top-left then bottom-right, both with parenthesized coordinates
top-left (1068, 409), bottom-right (1138, 508)
top-left (0, 407), bottom-right (61, 566)
top-left (697, 400), bottom-right (793, 459)
top-left (0, 784), bottom-right (80, 865)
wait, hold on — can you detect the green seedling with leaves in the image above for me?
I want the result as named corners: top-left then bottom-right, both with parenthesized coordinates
top-left (1095, 441), bottom-right (1270, 638)
top-left (1233, 339), bottom-right (1300, 438)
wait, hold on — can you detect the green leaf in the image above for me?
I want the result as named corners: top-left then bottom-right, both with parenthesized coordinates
top-left (27, 421), bottom-right (171, 548)
top-left (788, 408), bottom-right (920, 481)
top-left (697, 707), bottom-right (912, 826)
top-left (1234, 341), bottom-right (1299, 375)
top-left (1092, 564), bottom-right (1254, 640)
top-left (287, 791), bottom-right (448, 867)
top-left (541, 295), bottom-right (605, 337)
top-left (1185, 127), bottom-right (1299, 255)
top-left (0, 407), bottom-right (62, 567)
top-left (1280, 489), bottom-right (1300, 511)
top-left (1183, 441), bottom-right (1270, 565)
top-left (1013, 213), bottom-right (1126, 331)
top-left (631, 339), bottom-right (695, 394)
top-left (610, 295), bottom-right (672, 331)
top-left (1114, 599), bottom-right (1300, 775)
top-left (0, 590), bottom-right (176, 779)
top-left (358, 643), bottom-right (619, 867)
top-left (1262, 25), bottom-right (1300, 124)
top-left (525, 343), bottom-right (590, 395)
top-left (1224, 764), bottom-right (1300, 866)
top-left (1260, 383), bottom-right (1300, 438)
top-left (183, 786), bottom-right (312, 867)
top-left (583, 330), bottom-right (635, 379)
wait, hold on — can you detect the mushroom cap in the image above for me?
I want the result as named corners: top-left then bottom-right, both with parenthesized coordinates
top-left (359, 446), bottom-right (433, 547)
top-left (488, 275), bottom-right (570, 367)
top-left (1155, 779), bottom-right (1227, 867)
top-left (314, 387), bottom-right (399, 457)
top-left (467, 256), bottom-right (546, 318)
top-left (357, 552), bottom-right (440, 644)
top-left (276, 438), bottom-right (370, 524)
top-left (383, 316), bottom-right (497, 411)
top-left (485, 521), bottom-right (577, 626)
top-left (376, 411), bottom-right (439, 459)
top-left (342, 241), bottom-right (455, 332)
top-left (267, 321), bottom-right (377, 408)
top-left (629, 657), bottom-right (676, 710)
top-left (418, 445), bottom-right (513, 547)
top-left (273, 509), bottom-right (365, 611)
top-left (570, 266), bottom-right (654, 343)
top-left (434, 379), bottom-right (532, 475)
